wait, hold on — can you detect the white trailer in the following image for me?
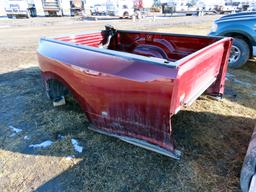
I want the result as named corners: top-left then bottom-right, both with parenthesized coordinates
top-left (4, 0), bottom-right (59, 17)
top-left (40, 0), bottom-right (61, 16)
top-left (31, 0), bottom-right (72, 17)
top-left (41, 0), bottom-right (84, 16)
top-left (29, 0), bottom-right (72, 17)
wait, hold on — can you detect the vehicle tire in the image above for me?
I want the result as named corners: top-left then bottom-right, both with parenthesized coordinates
top-left (123, 11), bottom-right (129, 18)
top-left (229, 38), bottom-right (250, 68)
top-left (26, 13), bottom-right (30, 19)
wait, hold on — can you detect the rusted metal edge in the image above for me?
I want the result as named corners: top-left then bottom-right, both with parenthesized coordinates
top-left (88, 126), bottom-right (181, 160)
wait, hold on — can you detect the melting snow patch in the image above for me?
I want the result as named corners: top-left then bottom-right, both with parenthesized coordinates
top-left (66, 155), bottom-right (75, 160)
top-left (252, 92), bottom-right (256, 96)
top-left (9, 125), bottom-right (22, 137)
top-left (57, 134), bottom-right (65, 140)
top-left (71, 139), bottom-right (83, 153)
top-left (29, 140), bottom-right (53, 148)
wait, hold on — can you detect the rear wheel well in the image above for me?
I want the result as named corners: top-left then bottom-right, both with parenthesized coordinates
top-left (45, 79), bottom-right (69, 101)
top-left (123, 11), bottom-right (129, 17)
top-left (224, 32), bottom-right (252, 57)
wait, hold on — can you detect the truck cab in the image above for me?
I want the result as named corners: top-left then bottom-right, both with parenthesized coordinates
top-left (106, 0), bottom-right (134, 18)
top-left (209, 12), bottom-right (256, 68)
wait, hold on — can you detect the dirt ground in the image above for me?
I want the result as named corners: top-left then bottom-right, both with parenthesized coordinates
top-left (0, 15), bottom-right (255, 192)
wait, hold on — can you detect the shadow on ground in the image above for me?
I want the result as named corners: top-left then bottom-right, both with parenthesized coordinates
top-left (0, 67), bottom-right (255, 191)
top-left (34, 112), bottom-right (255, 192)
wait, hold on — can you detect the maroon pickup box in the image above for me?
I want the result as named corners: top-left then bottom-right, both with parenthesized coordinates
top-left (37, 26), bottom-right (232, 159)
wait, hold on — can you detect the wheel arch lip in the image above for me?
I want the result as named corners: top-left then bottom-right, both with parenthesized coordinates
top-left (217, 29), bottom-right (255, 57)
top-left (209, 23), bottom-right (255, 44)
top-left (219, 30), bottom-right (254, 43)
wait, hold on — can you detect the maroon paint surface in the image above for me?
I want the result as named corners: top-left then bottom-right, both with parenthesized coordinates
top-left (38, 30), bottom-right (232, 155)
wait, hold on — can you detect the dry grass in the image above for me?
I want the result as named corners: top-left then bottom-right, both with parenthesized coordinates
top-left (0, 16), bottom-right (255, 192)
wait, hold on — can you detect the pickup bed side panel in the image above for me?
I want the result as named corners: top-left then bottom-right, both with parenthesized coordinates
top-left (170, 38), bottom-right (232, 115)
top-left (38, 40), bottom-right (179, 156)
top-left (207, 39), bottom-right (232, 95)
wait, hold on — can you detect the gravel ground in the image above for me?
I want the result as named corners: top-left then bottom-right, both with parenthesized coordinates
top-left (0, 15), bottom-right (255, 192)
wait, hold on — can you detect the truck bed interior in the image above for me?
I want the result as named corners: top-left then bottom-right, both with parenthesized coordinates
top-left (54, 30), bottom-right (219, 62)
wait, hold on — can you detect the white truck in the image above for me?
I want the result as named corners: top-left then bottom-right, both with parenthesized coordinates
top-left (91, 4), bottom-right (107, 15)
top-left (4, 0), bottom-right (30, 18)
top-left (40, 0), bottom-right (61, 16)
top-left (4, 0), bottom-right (61, 18)
top-left (106, 0), bottom-right (134, 18)
top-left (4, 0), bottom-right (81, 18)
